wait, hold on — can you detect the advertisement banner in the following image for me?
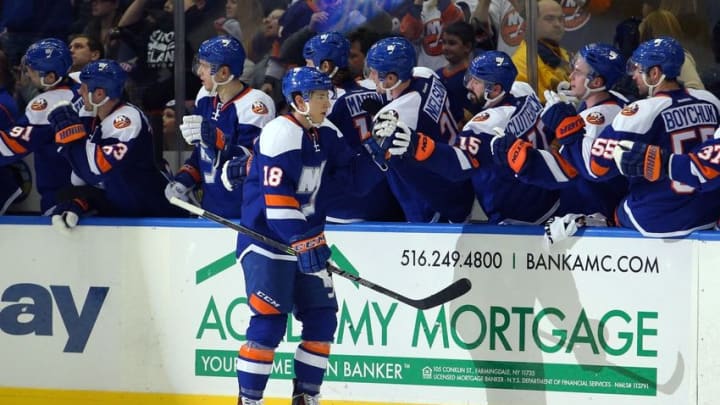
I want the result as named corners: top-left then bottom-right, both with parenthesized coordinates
top-left (0, 222), bottom-right (696, 405)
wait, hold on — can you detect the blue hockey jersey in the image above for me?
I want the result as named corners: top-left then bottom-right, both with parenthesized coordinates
top-left (180, 86), bottom-right (275, 218)
top-left (376, 67), bottom-right (474, 222)
top-left (586, 88), bottom-right (720, 236)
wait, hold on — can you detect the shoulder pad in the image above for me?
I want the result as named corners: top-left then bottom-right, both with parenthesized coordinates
top-left (320, 119), bottom-right (343, 139)
top-left (412, 66), bottom-right (439, 80)
top-left (463, 106), bottom-right (514, 134)
top-left (195, 86), bottom-right (211, 107)
top-left (611, 97), bottom-right (672, 134)
top-left (100, 105), bottom-right (143, 142)
top-left (510, 81), bottom-right (536, 98)
top-left (376, 91), bottom-right (422, 129)
top-left (580, 103), bottom-right (621, 138)
top-left (687, 88), bottom-right (720, 113)
top-left (232, 89), bottom-right (276, 127)
top-left (25, 89), bottom-right (75, 125)
top-left (258, 116), bottom-right (303, 157)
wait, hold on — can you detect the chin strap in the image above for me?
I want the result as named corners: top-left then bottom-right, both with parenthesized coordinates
top-left (642, 72), bottom-right (666, 97)
top-left (209, 73), bottom-right (234, 96)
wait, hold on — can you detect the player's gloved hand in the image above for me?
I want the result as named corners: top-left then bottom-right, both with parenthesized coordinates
top-left (180, 115), bottom-right (218, 148)
top-left (490, 127), bottom-right (533, 174)
top-left (540, 98), bottom-right (584, 146)
top-left (164, 180), bottom-right (193, 202)
top-left (48, 101), bottom-right (87, 144)
top-left (554, 82), bottom-right (580, 106)
top-left (290, 227), bottom-right (332, 274)
top-left (611, 139), bottom-right (669, 181)
top-left (371, 110), bottom-right (400, 140)
top-left (48, 198), bottom-right (89, 235)
top-left (220, 153), bottom-right (252, 191)
top-left (380, 120), bottom-right (414, 157)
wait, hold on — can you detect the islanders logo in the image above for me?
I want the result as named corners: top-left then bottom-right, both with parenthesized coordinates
top-left (586, 112), bottom-right (605, 125)
top-left (621, 103), bottom-right (639, 116)
top-left (472, 112), bottom-right (491, 122)
top-left (113, 115), bottom-right (131, 129)
top-left (251, 101), bottom-right (269, 115)
top-left (30, 98), bottom-right (48, 111)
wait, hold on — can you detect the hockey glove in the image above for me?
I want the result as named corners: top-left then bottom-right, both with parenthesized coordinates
top-left (541, 101), bottom-right (585, 146)
top-left (490, 127), bottom-right (533, 174)
top-left (48, 198), bottom-right (89, 235)
top-left (290, 228), bottom-right (332, 274)
top-left (164, 179), bottom-right (194, 202)
top-left (371, 110), bottom-right (400, 141)
top-left (612, 139), bottom-right (669, 182)
top-left (220, 153), bottom-right (252, 191)
top-left (48, 101), bottom-right (87, 144)
top-left (180, 115), bottom-right (219, 148)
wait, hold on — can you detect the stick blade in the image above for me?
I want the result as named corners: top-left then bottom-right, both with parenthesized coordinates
top-left (409, 278), bottom-right (472, 310)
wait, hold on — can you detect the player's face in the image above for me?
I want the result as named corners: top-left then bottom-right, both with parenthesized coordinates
top-left (629, 63), bottom-right (655, 96)
top-left (196, 60), bottom-right (215, 90)
top-left (367, 68), bottom-right (398, 95)
top-left (537, 1), bottom-right (565, 43)
top-left (441, 33), bottom-right (469, 65)
top-left (306, 90), bottom-right (331, 122)
top-left (79, 83), bottom-right (93, 110)
top-left (569, 56), bottom-right (592, 97)
top-left (465, 76), bottom-right (486, 100)
top-left (24, 66), bottom-right (43, 88)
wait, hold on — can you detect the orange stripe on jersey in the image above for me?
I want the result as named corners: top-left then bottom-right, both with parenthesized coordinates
top-left (550, 150), bottom-right (578, 178)
top-left (265, 194), bottom-right (300, 208)
top-left (301, 341), bottom-right (331, 356)
top-left (690, 153), bottom-right (720, 180)
top-left (95, 147), bottom-right (112, 173)
top-left (590, 159), bottom-right (610, 177)
top-left (249, 293), bottom-right (281, 315)
top-left (0, 131), bottom-right (27, 154)
top-left (238, 344), bottom-right (275, 362)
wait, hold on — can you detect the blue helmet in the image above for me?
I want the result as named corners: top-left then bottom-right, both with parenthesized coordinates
top-left (24, 38), bottom-right (72, 79)
top-left (303, 32), bottom-right (350, 69)
top-left (197, 36), bottom-right (246, 77)
top-left (282, 67), bottom-right (333, 106)
top-left (465, 51), bottom-right (517, 92)
top-left (79, 59), bottom-right (127, 99)
top-left (365, 36), bottom-right (416, 81)
top-left (579, 43), bottom-right (625, 88)
top-left (629, 36), bottom-right (684, 79)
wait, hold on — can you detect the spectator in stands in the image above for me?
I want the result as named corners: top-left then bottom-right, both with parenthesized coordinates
top-left (0, 0), bottom-right (74, 67)
top-left (346, 27), bottom-right (387, 83)
top-left (185, 0), bottom-right (226, 54)
top-left (399, 0), bottom-right (465, 71)
top-left (435, 20), bottom-right (477, 126)
top-left (83, 0), bottom-right (124, 59)
top-left (511, 0), bottom-right (571, 103)
top-left (639, 8), bottom-right (705, 89)
top-left (471, 0), bottom-right (526, 56)
top-left (249, 7), bottom-right (286, 90)
top-left (69, 34), bottom-right (104, 73)
top-left (700, 21), bottom-right (720, 99)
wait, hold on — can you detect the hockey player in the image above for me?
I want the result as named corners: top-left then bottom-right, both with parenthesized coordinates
top-left (46, 59), bottom-right (178, 229)
top-left (493, 43), bottom-right (630, 218)
top-left (364, 36), bottom-right (474, 223)
top-left (303, 31), bottom-right (403, 222)
top-left (235, 67), bottom-right (382, 405)
top-left (537, 37), bottom-right (720, 237)
top-left (165, 36), bottom-right (275, 218)
top-left (0, 38), bottom-right (79, 212)
top-left (375, 50), bottom-right (562, 224)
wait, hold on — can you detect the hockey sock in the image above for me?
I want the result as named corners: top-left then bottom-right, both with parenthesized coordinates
top-left (236, 342), bottom-right (276, 400)
top-left (293, 341), bottom-right (331, 395)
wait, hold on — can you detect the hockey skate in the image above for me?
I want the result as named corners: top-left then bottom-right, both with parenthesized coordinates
top-left (291, 392), bottom-right (320, 405)
top-left (238, 397), bottom-right (263, 405)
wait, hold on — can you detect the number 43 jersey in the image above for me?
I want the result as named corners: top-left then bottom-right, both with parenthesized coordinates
top-left (588, 88), bottom-right (720, 237)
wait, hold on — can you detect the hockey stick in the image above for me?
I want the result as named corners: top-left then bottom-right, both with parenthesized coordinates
top-left (170, 197), bottom-right (472, 309)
